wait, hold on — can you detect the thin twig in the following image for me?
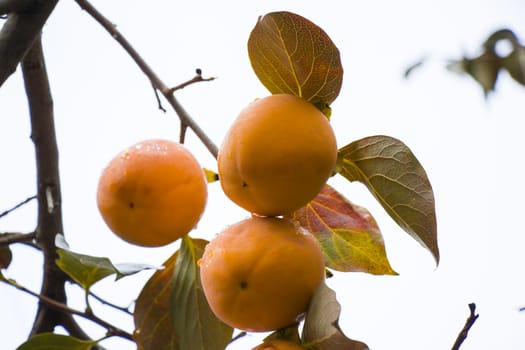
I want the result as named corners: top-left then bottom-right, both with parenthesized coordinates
top-left (0, 232), bottom-right (36, 245)
top-left (451, 303), bottom-right (479, 350)
top-left (60, 314), bottom-right (107, 350)
top-left (74, 0), bottom-right (219, 158)
top-left (0, 276), bottom-right (134, 341)
top-left (167, 69), bottom-right (215, 94)
top-left (0, 195), bottom-right (37, 219)
top-left (179, 121), bottom-right (188, 144)
top-left (152, 84), bottom-right (167, 112)
top-left (228, 331), bottom-right (247, 344)
top-left (87, 288), bottom-right (133, 316)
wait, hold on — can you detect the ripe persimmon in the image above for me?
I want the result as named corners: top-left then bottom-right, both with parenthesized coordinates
top-left (199, 216), bottom-right (325, 332)
top-left (96, 139), bottom-right (207, 247)
top-left (218, 94), bottom-right (337, 216)
top-left (251, 339), bottom-right (305, 350)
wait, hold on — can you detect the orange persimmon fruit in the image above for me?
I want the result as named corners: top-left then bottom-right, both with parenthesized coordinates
top-left (251, 339), bottom-right (306, 350)
top-left (199, 216), bottom-right (325, 332)
top-left (96, 139), bottom-right (207, 247)
top-left (218, 94), bottom-right (337, 216)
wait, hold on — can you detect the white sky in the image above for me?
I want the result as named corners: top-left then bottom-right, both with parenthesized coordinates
top-left (1, 0), bottom-right (525, 349)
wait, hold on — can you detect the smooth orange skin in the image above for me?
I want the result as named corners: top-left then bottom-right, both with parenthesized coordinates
top-left (251, 339), bottom-right (305, 350)
top-left (96, 139), bottom-right (207, 247)
top-left (199, 216), bottom-right (325, 332)
top-left (218, 94), bottom-right (337, 216)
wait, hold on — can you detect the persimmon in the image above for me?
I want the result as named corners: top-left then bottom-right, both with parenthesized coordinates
top-left (199, 216), bottom-right (325, 332)
top-left (96, 139), bottom-right (207, 247)
top-left (217, 94), bottom-right (337, 216)
top-left (251, 339), bottom-right (305, 350)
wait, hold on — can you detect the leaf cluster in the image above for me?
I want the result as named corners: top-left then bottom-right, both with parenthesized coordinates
top-left (446, 28), bottom-right (525, 96)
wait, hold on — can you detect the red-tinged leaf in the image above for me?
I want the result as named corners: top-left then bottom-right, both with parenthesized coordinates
top-left (134, 237), bottom-right (233, 350)
top-left (293, 185), bottom-right (397, 275)
top-left (16, 333), bottom-right (97, 350)
top-left (337, 135), bottom-right (439, 265)
top-left (0, 245), bottom-right (12, 269)
top-left (248, 11), bottom-right (343, 106)
top-left (134, 251), bottom-right (179, 350)
top-left (303, 282), bottom-right (369, 350)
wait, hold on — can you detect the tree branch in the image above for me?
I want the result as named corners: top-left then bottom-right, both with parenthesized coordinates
top-left (21, 33), bottom-right (71, 336)
top-left (0, 0), bottom-right (35, 15)
top-left (0, 276), bottom-right (133, 341)
top-left (0, 232), bottom-right (36, 245)
top-left (0, 0), bottom-right (58, 86)
top-left (74, 0), bottom-right (219, 158)
top-left (451, 303), bottom-right (479, 350)
top-left (0, 195), bottom-right (36, 219)
top-left (167, 69), bottom-right (215, 94)
top-left (60, 314), bottom-right (107, 350)
top-left (87, 288), bottom-right (133, 316)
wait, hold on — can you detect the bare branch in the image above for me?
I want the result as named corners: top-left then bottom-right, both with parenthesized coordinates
top-left (152, 84), bottom-right (167, 112)
top-left (0, 232), bottom-right (36, 245)
top-left (228, 331), bottom-right (247, 344)
top-left (0, 0), bottom-right (58, 86)
top-left (0, 276), bottom-right (133, 341)
top-left (0, 195), bottom-right (36, 219)
top-left (60, 314), bottom-right (107, 350)
top-left (22, 33), bottom-right (72, 337)
top-left (74, 0), bottom-right (219, 158)
top-left (167, 69), bottom-right (216, 94)
top-left (179, 121), bottom-right (188, 144)
top-left (84, 286), bottom-right (133, 316)
top-left (451, 303), bottom-right (479, 350)
top-left (0, 0), bottom-right (35, 15)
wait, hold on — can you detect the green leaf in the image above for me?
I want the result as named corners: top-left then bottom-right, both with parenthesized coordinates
top-left (337, 135), bottom-right (439, 265)
top-left (502, 45), bottom-right (525, 86)
top-left (203, 168), bottom-right (219, 183)
top-left (55, 234), bottom-right (157, 290)
top-left (292, 185), bottom-right (397, 275)
top-left (264, 324), bottom-right (301, 343)
top-left (303, 282), bottom-right (369, 350)
top-left (56, 249), bottom-right (116, 290)
top-left (171, 236), bottom-right (233, 350)
top-left (447, 51), bottom-right (501, 97)
top-left (16, 333), bottom-right (97, 350)
top-left (134, 251), bottom-right (180, 350)
top-left (248, 11), bottom-right (343, 106)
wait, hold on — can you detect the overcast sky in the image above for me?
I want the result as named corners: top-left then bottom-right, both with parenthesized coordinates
top-left (1, 0), bottom-right (525, 349)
